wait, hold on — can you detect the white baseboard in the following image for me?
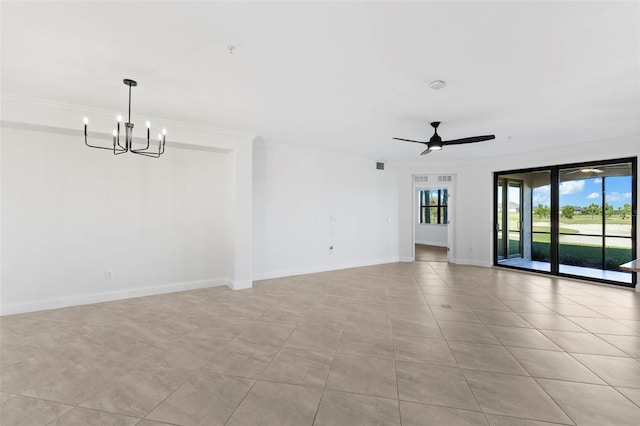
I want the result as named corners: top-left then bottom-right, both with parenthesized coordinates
top-left (399, 256), bottom-right (414, 262)
top-left (452, 258), bottom-right (493, 268)
top-left (228, 280), bottom-right (253, 290)
top-left (0, 277), bottom-right (230, 316)
top-left (252, 257), bottom-right (401, 281)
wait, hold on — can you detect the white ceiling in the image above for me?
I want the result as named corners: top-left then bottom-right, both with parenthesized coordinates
top-left (2, 1), bottom-right (638, 162)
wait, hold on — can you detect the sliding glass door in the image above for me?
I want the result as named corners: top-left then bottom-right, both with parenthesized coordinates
top-left (496, 179), bottom-right (523, 260)
top-left (495, 158), bottom-right (636, 287)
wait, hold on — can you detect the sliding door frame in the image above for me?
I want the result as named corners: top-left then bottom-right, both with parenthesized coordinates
top-left (493, 157), bottom-right (637, 288)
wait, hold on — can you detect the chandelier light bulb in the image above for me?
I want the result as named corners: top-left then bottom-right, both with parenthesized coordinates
top-left (83, 79), bottom-right (166, 158)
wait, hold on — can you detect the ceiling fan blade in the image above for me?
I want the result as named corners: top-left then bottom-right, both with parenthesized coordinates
top-left (442, 135), bottom-right (495, 145)
top-left (393, 137), bottom-right (428, 144)
top-left (420, 148), bottom-right (432, 156)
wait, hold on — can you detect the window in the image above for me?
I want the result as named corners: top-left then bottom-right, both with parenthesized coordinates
top-left (419, 189), bottom-right (448, 224)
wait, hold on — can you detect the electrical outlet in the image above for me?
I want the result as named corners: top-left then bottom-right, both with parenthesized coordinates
top-left (104, 270), bottom-right (113, 280)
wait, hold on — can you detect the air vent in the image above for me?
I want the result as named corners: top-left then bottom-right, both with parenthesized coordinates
top-left (376, 162), bottom-right (385, 170)
top-left (414, 175), bottom-right (428, 183)
top-left (438, 175), bottom-right (452, 182)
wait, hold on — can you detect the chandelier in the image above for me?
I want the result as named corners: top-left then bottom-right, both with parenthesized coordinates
top-left (83, 79), bottom-right (166, 158)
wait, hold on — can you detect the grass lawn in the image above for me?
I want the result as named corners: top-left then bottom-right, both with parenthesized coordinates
top-left (501, 238), bottom-right (631, 270)
top-left (531, 241), bottom-right (632, 270)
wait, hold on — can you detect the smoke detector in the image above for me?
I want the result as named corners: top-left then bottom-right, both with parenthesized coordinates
top-left (428, 80), bottom-right (447, 90)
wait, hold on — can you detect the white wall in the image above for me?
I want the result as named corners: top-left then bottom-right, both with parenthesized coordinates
top-left (252, 142), bottom-right (400, 279)
top-left (415, 224), bottom-right (448, 247)
top-left (1, 96), bottom-right (255, 314)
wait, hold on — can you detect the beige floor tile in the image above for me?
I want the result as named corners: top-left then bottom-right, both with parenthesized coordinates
top-left (0, 353), bottom-right (68, 394)
top-left (484, 414), bottom-right (571, 425)
top-left (226, 381), bottom-right (322, 426)
top-left (437, 321), bottom-right (500, 345)
top-left (571, 353), bottom-right (640, 388)
top-left (260, 347), bottom-right (333, 388)
top-left (22, 362), bottom-right (127, 405)
top-left (326, 353), bottom-right (397, 399)
top-left (0, 394), bottom-right (73, 426)
top-left (257, 306), bottom-right (305, 324)
top-left (596, 334), bottom-right (640, 358)
top-left (515, 313), bottom-right (585, 332)
top-left (618, 319), bottom-right (640, 332)
top-left (284, 325), bottom-right (343, 352)
top-left (567, 316), bottom-right (640, 335)
top-left (314, 390), bottom-right (400, 426)
top-left (498, 301), bottom-right (556, 315)
top-left (5, 262), bottom-right (640, 426)
top-left (474, 310), bottom-right (532, 328)
top-left (391, 317), bottom-right (442, 338)
top-left (393, 335), bottom-right (457, 367)
top-left (488, 326), bottom-right (561, 351)
top-left (448, 341), bottom-right (528, 375)
top-left (400, 401), bottom-right (488, 426)
top-left (48, 407), bottom-right (140, 425)
top-left (396, 361), bottom-right (479, 411)
top-left (146, 372), bottom-right (254, 426)
top-left (542, 303), bottom-right (603, 318)
top-left (616, 386), bottom-right (640, 407)
top-left (588, 306), bottom-right (640, 321)
top-left (202, 339), bottom-right (279, 378)
top-left (0, 392), bottom-right (13, 404)
top-left (135, 420), bottom-right (179, 426)
top-left (298, 308), bottom-right (348, 330)
top-left (463, 370), bottom-right (571, 424)
top-left (337, 329), bottom-right (395, 359)
top-left (237, 322), bottom-right (296, 346)
top-left (80, 365), bottom-right (190, 417)
top-left (430, 306), bottom-right (482, 323)
top-left (541, 330), bottom-right (628, 356)
top-left (508, 347), bottom-right (605, 384)
top-left (538, 379), bottom-right (640, 426)
top-left (142, 337), bottom-right (223, 371)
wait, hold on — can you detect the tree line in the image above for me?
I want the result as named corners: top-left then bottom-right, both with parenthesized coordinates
top-left (534, 203), bottom-right (632, 220)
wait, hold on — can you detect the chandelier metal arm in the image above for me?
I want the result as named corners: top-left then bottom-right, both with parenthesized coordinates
top-left (83, 78), bottom-right (165, 158)
top-left (84, 127), bottom-right (127, 154)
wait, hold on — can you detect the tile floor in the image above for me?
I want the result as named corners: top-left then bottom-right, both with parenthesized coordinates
top-left (1, 261), bottom-right (640, 425)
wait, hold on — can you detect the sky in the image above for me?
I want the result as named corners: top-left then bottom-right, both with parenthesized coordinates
top-left (532, 176), bottom-right (632, 209)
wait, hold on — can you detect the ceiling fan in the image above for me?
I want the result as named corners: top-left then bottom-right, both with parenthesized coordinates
top-left (394, 121), bottom-right (495, 155)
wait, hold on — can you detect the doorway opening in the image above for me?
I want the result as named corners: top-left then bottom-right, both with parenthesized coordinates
top-left (412, 174), bottom-right (455, 263)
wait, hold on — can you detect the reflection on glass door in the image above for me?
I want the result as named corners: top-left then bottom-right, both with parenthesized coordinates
top-left (496, 178), bottom-right (523, 260)
top-left (558, 163), bottom-right (634, 279)
top-left (508, 181), bottom-right (523, 258)
top-left (497, 179), bottom-right (504, 260)
top-left (495, 158), bottom-right (636, 287)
